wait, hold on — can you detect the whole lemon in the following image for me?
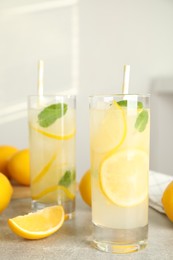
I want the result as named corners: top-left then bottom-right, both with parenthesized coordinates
top-left (0, 172), bottom-right (13, 213)
top-left (7, 149), bottom-right (30, 186)
top-left (79, 169), bottom-right (91, 206)
top-left (0, 145), bottom-right (18, 178)
top-left (162, 181), bottom-right (173, 222)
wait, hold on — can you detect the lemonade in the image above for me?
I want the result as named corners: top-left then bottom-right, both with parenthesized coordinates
top-left (89, 95), bottom-right (150, 253)
top-left (28, 96), bottom-right (76, 219)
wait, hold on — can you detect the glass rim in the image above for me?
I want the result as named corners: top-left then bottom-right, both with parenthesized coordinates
top-left (89, 93), bottom-right (150, 98)
top-left (28, 94), bottom-right (76, 99)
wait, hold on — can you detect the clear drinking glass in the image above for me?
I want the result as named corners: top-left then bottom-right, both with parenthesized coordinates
top-left (89, 94), bottom-right (150, 253)
top-left (28, 95), bottom-right (76, 219)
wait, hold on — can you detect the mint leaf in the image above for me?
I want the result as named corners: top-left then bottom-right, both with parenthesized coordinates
top-left (117, 100), bottom-right (143, 109)
top-left (38, 103), bottom-right (67, 128)
top-left (135, 110), bottom-right (149, 132)
top-left (58, 170), bottom-right (75, 187)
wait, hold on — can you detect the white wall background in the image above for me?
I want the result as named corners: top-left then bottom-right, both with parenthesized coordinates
top-left (0, 0), bottom-right (173, 179)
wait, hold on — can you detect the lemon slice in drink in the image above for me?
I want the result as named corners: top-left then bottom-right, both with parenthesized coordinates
top-left (91, 101), bottom-right (127, 153)
top-left (32, 153), bottom-right (57, 184)
top-left (32, 185), bottom-right (75, 201)
top-left (31, 108), bottom-right (75, 140)
top-left (100, 149), bottom-right (149, 207)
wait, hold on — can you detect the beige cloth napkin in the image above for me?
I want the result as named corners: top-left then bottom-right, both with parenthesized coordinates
top-left (149, 170), bottom-right (173, 213)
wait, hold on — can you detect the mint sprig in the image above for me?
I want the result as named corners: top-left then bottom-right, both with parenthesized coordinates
top-left (135, 110), bottom-right (149, 132)
top-left (117, 100), bottom-right (143, 109)
top-left (58, 170), bottom-right (75, 187)
top-left (117, 100), bottom-right (148, 132)
top-left (38, 103), bottom-right (67, 128)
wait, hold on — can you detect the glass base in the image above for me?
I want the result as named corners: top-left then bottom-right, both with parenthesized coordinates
top-left (31, 199), bottom-right (75, 220)
top-left (92, 223), bottom-right (148, 254)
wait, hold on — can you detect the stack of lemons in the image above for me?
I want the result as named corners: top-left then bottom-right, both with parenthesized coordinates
top-left (0, 145), bottom-right (30, 214)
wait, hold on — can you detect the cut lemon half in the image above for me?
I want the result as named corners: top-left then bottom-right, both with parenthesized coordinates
top-left (32, 185), bottom-right (75, 201)
top-left (100, 149), bottom-right (149, 207)
top-left (91, 101), bottom-right (127, 153)
top-left (8, 206), bottom-right (64, 240)
top-left (30, 108), bottom-right (75, 140)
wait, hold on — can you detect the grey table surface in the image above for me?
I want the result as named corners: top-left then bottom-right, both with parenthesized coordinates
top-left (1, 194), bottom-right (173, 260)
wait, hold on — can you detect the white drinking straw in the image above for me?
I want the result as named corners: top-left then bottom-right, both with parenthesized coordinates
top-left (122, 65), bottom-right (130, 94)
top-left (38, 60), bottom-right (44, 96)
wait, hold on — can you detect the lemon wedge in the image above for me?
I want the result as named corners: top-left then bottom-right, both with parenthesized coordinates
top-left (91, 101), bottom-right (127, 153)
top-left (8, 206), bottom-right (64, 240)
top-left (100, 149), bottom-right (149, 207)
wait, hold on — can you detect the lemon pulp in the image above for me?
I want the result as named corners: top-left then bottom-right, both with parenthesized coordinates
top-left (100, 149), bottom-right (149, 207)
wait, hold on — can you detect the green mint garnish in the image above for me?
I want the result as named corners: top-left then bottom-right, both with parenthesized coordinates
top-left (117, 100), bottom-right (143, 109)
top-left (116, 100), bottom-right (148, 132)
top-left (58, 170), bottom-right (75, 187)
top-left (38, 103), bottom-right (68, 128)
top-left (135, 110), bottom-right (149, 132)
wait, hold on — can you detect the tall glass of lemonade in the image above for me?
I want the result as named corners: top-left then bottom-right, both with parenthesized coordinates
top-left (28, 95), bottom-right (76, 219)
top-left (89, 94), bottom-right (150, 253)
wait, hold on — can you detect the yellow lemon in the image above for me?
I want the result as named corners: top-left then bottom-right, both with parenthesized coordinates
top-left (0, 145), bottom-right (18, 178)
top-left (90, 101), bottom-right (127, 154)
top-left (100, 149), bottom-right (149, 207)
top-left (79, 170), bottom-right (91, 206)
top-left (0, 172), bottom-right (13, 213)
top-left (8, 149), bottom-right (30, 186)
top-left (162, 181), bottom-right (173, 222)
top-left (8, 205), bottom-right (64, 239)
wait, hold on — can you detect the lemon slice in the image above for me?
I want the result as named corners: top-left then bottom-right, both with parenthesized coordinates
top-left (8, 206), bottom-right (64, 240)
top-left (32, 185), bottom-right (75, 201)
top-left (32, 153), bottom-right (57, 184)
top-left (100, 149), bottom-right (149, 207)
top-left (30, 108), bottom-right (75, 140)
top-left (91, 101), bottom-right (127, 153)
